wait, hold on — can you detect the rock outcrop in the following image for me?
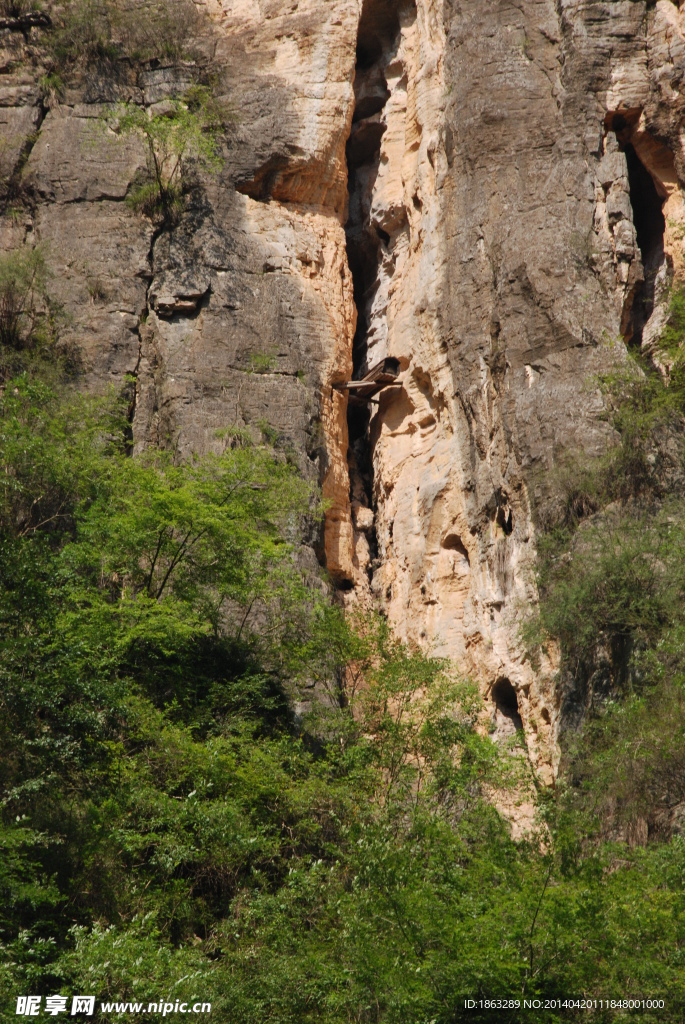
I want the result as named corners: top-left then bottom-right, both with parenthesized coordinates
top-left (3, 0), bottom-right (685, 781)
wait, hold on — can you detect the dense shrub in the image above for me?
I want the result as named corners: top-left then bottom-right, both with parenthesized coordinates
top-left (0, 246), bottom-right (48, 349)
top-left (0, 246), bottom-right (60, 385)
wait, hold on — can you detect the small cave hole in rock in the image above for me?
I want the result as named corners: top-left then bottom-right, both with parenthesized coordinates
top-left (491, 677), bottom-right (523, 739)
top-left (496, 505), bottom-right (513, 536)
top-left (441, 533), bottom-right (470, 564)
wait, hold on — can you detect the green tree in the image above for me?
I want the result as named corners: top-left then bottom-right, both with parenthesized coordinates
top-left (108, 90), bottom-right (224, 222)
top-left (0, 246), bottom-right (49, 353)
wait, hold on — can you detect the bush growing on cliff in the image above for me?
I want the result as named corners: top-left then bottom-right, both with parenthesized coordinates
top-left (535, 293), bottom-right (685, 538)
top-left (0, 246), bottom-right (54, 373)
top-left (529, 291), bottom-right (685, 645)
top-left (533, 504), bottom-right (685, 677)
top-left (106, 89), bottom-right (224, 223)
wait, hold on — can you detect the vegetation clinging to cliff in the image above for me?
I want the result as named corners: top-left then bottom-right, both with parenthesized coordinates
top-left (526, 289), bottom-right (685, 843)
top-left (46, 0), bottom-right (202, 69)
top-left (1, 337), bottom-right (684, 1020)
top-left (107, 88), bottom-right (224, 223)
top-left (0, 247), bottom-right (50, 352)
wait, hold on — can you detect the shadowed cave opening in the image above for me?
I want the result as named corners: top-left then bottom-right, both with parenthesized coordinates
top-left (442, 532), bottom-right (470, 562)
top-left (608, 115), bottom-right (668, 348)
top-left (624, 144), bottom-right (666, 346)
top-left (491, 677), bottom-right (523, 734)
top-left (343, 0), bottom-right (403, 568)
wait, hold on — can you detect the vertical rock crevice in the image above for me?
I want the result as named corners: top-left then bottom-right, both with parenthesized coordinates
top-left (344, 0), bottom-right (417, 589)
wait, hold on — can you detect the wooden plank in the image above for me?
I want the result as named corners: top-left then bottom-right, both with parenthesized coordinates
top-left (332, 357), bottom-right (401, 400)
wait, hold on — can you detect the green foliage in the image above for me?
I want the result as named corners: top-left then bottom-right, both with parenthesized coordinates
top-left (86, 274), bottom-right (108, 301)
top-left (0, 0), bottom-right (40, 16)
top-left (0, 246), bottom-right (49, 354)
top-left (0, 0), bottom-right (34, 15)
top-left (528, 287), bottom-right (685, 657)
top-left (594, 367), bottom-right (685, 502)
top-left (659, 284), bottom-right (685, 362)
top-left (523, 285), bottom-right (685, 914)
top-left (598, 287), bottom-right (685, 490)
top-left (536, 299), bottom-right (685, 539)
top-left (2, 357), bottom-right (685, 1019)
top-left (108, 91), bottom-right (223, 223)
top-left (257, 419), bottom-right (279, 445)
top-left (49, 0), bottom-right (121, 65)
top-left (0, 246), bottom-right (69, 388)
top-left (0, 375), bottom-right (120, 536)
top-left (39, 72), bottom-right (64, 105)
top-left (558, 633), bottom-right (685, 837)
top-left (249, 351), bottom-right (277, 374)
top-left (531, 504), bottom-right (685, 677)
top-left (0, 369), bottom-right (333, 996)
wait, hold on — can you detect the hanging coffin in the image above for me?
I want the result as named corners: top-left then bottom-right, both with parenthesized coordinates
top-left (333, 357), bottom-right (401, 404)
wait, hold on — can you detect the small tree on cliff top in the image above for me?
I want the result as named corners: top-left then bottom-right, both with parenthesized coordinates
top-left (109, 88), bottom-right (223, 223)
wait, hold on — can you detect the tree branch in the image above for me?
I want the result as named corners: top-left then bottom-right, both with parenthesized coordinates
top-left (146, 527), bottom-right (167, 597)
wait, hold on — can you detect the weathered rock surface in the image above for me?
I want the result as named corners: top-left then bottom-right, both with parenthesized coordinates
top-left (3, 0), bottom-right (685, 781)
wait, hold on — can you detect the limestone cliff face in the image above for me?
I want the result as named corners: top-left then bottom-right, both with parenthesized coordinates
top-left (351, 0), bottom-right (685, 778)
top-left (3, 0), bottom-right (685, 779)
